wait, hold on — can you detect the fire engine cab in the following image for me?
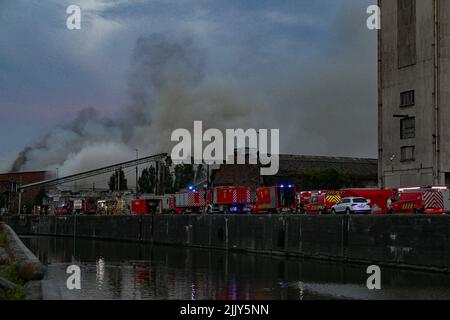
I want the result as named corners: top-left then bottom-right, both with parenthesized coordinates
top-left (304, 190), bottom-right (343, 215)
top-left (389, 187), bottom-right (450, 215)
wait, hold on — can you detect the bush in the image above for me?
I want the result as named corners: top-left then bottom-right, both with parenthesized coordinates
top-left (0, 263), bottom-right (23, 285)
top-left (0, 230), bottom-right (6, 248)
top-left (0, 263), bottom-right (25, 300)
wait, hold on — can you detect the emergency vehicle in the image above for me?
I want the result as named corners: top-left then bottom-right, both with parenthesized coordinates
top-left (168, 186), bottom-right (252, 214)
top-left (71, 198), bottom-right (97, 215)
top-left (298, 191), bottom-right (313, 214)
top-left (304, 190), bottom-right (343, 215)
top-left (340, 189), bottom-right (394, 215)
top-left (304, 189), bottom-right (394, 215)
top-left (253, 185), bottom-right (297, 214)
top-left (389, 187), bottom-right (450, 214)
top-left (170, 190), bottom-right (212, 214)
top-left (208, 186), bottom-right (252, 213)
top-left (131, 195), bottom-right (175, 215)
top-left (54, 203), bottom-right (70, 215)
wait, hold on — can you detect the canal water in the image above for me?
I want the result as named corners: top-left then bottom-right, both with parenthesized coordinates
top-left (21, 236), bottom-right (450, 300)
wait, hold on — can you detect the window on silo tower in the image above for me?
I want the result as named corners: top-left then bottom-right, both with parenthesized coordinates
top-left (445, 173), bottom-right (450, 185)
top-left (397, 0), bottom-right (416, 68)
top-left (401, 117), bottom-right (415, 140)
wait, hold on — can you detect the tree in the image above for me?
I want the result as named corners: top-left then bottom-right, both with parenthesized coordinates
top-left (0, 193), bottom-right (6, 210)
top-left (173, 164), bottom-right (195, 192)
top-left (33, 188), bottom-right (47, 206)
top-left (302, 168), bottom-right (344, 191)
top-left (108, 168), bottom-right (128, 191)
top-left (195, 164), bottom-right (206, 184)
top-left (138, 166), bottom-right (156, 194)
top-left (164, 167), bottom-right (175, 194)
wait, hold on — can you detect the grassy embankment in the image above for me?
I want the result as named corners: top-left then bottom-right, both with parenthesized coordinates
top-left (0, 228), bottom-right (25, 300)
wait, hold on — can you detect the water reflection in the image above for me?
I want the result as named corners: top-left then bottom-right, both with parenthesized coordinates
top-left (96, 257), bottom-right (105, 290)
top-left (21, 236), bottom-right (450, 300)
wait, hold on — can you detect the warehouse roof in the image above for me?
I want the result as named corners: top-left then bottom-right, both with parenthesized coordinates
top-left (277, 155), bottom-right (378, 176)
top-left (212, 155), bottom-right (378, 188)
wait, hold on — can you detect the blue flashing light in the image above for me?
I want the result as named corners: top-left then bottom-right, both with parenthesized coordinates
top-left (280, 185), bottom-right (285, 188)
top-left (188, 186), bottom-right (194, 191)
top-left (288, 185), bottom-right (293, 188)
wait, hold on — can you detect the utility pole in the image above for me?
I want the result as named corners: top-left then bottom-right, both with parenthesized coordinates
top-left (135, 149), bottom-right (139, 195)
top-left (118, 168), bottom-right (121, 192)
top-left (155, 161), bottom-right (160, 195)
top-left (206, 163), bottom-right (210, 189)
top-left (117, 169), bottom-right (118, 191)
top-left (17, 175), bottom-right (22, 215)
top-left (7, 181), bottom-right (12, 213)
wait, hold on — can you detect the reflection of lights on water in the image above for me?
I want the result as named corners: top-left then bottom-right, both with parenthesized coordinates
top-left (230, 276), bottom-right (237, 300)
top-left (191, 282), bottom-right (197, 300)
top-left (298, 281), bottom-right (305, 300)
top-left (96, 257), bottom-right (105, 289)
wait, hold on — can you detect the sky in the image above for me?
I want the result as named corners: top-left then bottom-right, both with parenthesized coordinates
top-left (0, 0), bottom-right (378, 175)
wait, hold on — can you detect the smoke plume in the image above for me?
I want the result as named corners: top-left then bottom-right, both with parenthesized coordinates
top-left (10, 0), bottom-right (378, 179)
top-left (10, 34), bottom-right (260, 177)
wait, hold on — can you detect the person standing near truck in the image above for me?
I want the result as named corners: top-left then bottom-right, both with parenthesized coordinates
top-left (387, 197), bottom-right (392, 210)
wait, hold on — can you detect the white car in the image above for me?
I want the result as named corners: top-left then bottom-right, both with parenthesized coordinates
top-left (331, 197), bottom-right (371, 215)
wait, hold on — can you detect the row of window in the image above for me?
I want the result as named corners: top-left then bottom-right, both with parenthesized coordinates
top-left (397, 0), bottom-right (417, 162)
top-left (399, 90), bottom-right (415, 162)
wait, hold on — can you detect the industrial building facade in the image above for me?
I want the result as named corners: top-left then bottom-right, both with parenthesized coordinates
top-left (379, 0), bottom-right (450, 188)
top-left (0, 171), bottom-right (49, 213)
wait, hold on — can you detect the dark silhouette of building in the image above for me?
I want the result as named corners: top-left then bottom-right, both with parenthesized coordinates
top-left (0, 171), bottom-right (49, 213)
top-left (212, 155), bottom-right (378, 191)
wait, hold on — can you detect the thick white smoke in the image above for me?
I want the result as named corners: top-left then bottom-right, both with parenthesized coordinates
top-left (11, 0), bottom-right (378, 182)
top-left (11, 34), bottom-right (264, 179)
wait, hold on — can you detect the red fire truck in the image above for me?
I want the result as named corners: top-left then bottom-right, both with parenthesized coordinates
top-left (170, 190), bottom-right (212, 214)
top-left (389, 187), bottom-right (450, 214)
top-left (304, 190), bottom-right (343, 215)
top-left (132, 195), bottom-right (174, 215)
top-left (169, 186), bottom-right (252, 214)
top-left (54, 203), bottom-right (70, 215)
top-left (298, 191), bottom-right (313, 213)
top-left (83, 198), bottom-right (97, 215)
top-left (253, 185), bottom-right (297, 214)
top-left (208, 186), bottom-right (252, 213)
top-left (304, 189), bottom-right (394, 215)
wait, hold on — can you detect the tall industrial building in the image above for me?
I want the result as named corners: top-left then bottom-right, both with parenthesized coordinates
top-left (379, 0), bottom-right (450, 188)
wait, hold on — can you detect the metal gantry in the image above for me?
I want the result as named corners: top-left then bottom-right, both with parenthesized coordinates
top-left (19, 153), bottom-right (169, 192)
